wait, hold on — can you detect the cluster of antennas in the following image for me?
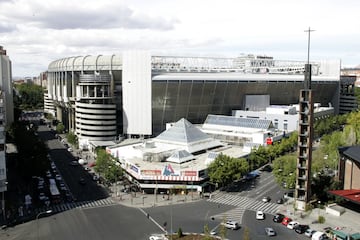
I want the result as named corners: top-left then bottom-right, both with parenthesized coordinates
top-left (151, 55), bottom-right (320, 75)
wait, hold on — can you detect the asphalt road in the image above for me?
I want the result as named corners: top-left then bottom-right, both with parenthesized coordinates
top-left (2, 204), bottom-right (159, 240)
top-left (37, 125), bottom-right (109, 202)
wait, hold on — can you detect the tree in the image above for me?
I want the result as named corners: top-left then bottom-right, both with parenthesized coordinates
top-left (208, 154), bottom-right (249, 187)
top-left (94, 149), bottom-right (123, 183)
top-left (7, 121), bottom-right (49, 179)
top-left (66, 131), bottom-right (78, 147)
top-left (219, 217), bottom-right (227, 240)
top-left (14, 83), bottom-right (44, 110)
top-left (272, 154), bottom-right (297, 189)
top-left (56, 122), bottom-right (65, 134)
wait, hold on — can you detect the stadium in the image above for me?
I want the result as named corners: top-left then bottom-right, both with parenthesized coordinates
top-left (46, 52), bottom-right (341, 150)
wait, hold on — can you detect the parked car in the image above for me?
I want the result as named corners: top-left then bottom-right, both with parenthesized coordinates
top-left (287, 221), bottom-right (299, 229)
top-left (311, 231), bottom-right (328, 240)
top-left (92, 174), bottom-right (99, 181)
top-left (273, 213), bottom-right (285, 223)
top-left (222, 220), bottom-right (240, 230)
top-left (46, 170), bottom-right (52, 178)
top-left (281, 217), bottom-right (292, 226)
top-left (262, 196), bottom-right (271, 202)
top-left (276, 198), bottom-right (284, 204)
top-left (55, 174), bottom-right (62, 181)
top-left (149, 234), bottom-right (168, 240)
top-left (79, 177), bottom-right (86, 185)
top-left (295, 224), bottom-right (310, 234)
top-left (69, 161), bottom-right (79, 166)
top-left (256, 211), bottom-right (265, 220)
top-left (305, 229), bottom-right (317, 237)
top-left (265, 227), bottom-right (276, 236)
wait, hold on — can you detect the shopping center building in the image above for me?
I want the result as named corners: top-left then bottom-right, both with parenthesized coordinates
top-left (106, 118), bottom-right (248, 192)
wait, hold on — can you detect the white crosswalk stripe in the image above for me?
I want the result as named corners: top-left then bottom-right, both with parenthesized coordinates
top-left (208, 192), bottom-right (281, 223)
top-left (32, 198), bottom-right (117, 215)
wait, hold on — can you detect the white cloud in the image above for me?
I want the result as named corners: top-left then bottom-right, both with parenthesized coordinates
top-left (0, 0), bottom-right (359, 76)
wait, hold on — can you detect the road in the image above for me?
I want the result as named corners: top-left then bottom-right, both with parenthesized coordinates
top-left (37, 125), bottom-right (108, 202)
top-left (2, 204), bottom-right (159, 240)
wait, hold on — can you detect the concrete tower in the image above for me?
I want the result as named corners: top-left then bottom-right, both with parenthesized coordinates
top-left (295, 28), bottom-right (315, 210)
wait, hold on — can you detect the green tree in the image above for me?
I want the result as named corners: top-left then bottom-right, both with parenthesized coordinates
top-left (94, 149), bottom-right (123, 183)
top-left (56, 122), bottom-right (65, 134)
top-left (219, 217), bottom-right (227, 240)
top-left (272, 154), bottom-right (297, 189)
top-left (208, 154), bottom-right (249, 187)
top-left (66, 131), bottom-right (78, 147)
top-left (8, 121), bottom-right (49, 179)
top-left (14, 83), bottom-right (44, 110)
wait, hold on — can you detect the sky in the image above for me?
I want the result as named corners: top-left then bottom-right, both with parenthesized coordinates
top-left (1, 0), bottom-right (360, 77)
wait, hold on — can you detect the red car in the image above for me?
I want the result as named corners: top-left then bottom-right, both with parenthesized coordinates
top-left (281, 217), bottom-right (292, 226)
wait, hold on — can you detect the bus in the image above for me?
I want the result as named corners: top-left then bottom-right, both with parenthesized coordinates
top-left (49, 178), bottom-right (61, 203)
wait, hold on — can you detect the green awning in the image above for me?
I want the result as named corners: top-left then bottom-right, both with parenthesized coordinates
top-left (331, 229), bottom-right (348, 239)
top-left (351, 233), bottom-right (360, 240)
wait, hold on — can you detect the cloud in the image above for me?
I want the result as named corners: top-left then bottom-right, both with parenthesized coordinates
top-left (0, 22), bottom-right (16, 33)
top-left (3, 1), bottom-right (178, 31)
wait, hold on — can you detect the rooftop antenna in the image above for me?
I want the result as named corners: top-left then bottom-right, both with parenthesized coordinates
top-left (305, 27), bottom-right (315, 64)
top-left (304, 27), bottom-right (315, 90)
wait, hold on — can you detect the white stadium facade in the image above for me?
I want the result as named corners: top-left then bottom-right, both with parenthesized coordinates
top-left (46, 51), bottom-right (344, 150)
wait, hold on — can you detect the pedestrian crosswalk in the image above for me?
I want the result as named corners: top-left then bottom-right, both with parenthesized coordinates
top-left (34, 198), bottom-right (117, 215)
top-left (208, 192), bottom-right (281, 223)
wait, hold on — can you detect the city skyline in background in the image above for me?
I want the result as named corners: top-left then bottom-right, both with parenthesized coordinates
top-left (1, 0), bottom-right (360, 77)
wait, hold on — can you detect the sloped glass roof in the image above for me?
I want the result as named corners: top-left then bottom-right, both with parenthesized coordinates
top-left (167, 150), bottom-right (194, 163)
top-left (156, 118), bottom-right (210, 143)
top-left (204, 114), bottom-right (273, 129)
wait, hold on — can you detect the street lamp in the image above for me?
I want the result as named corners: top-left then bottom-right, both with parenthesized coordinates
top-left (37, 210), bottom-right (52, 240)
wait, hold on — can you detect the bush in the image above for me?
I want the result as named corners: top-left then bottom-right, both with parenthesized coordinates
top-left (177, 227), bottom-right (183, 238)
top-left (318, 215), bottom-right (325, 224)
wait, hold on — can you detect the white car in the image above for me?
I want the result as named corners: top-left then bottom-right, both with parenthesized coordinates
top-left (256, 210), bottom-right (265, 220)
top-left (305, 228), bottom-right (316, 237)
top-left (222, 220), bottom-right (240, 230)
top-left (287, 221), bottom-right (299, 229)
top-left (265, 227), bottom-right (276, 236)
top-left (262, 196), bottom-right (271, 202)
top-left (149, 234), bottom-right (168, 240)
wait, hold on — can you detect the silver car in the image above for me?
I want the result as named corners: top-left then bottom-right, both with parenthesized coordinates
top-left (305, 228), bottom-right (316, 237)
top-left (265, 227), bottom-right (276, 236)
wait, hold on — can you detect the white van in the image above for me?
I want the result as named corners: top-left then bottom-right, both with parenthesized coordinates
top-left (312, 231), bottom-right (328, 240)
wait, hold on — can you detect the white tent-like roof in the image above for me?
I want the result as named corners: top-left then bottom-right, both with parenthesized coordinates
top-left (166, 149), bottom-right (194, 163)
top-left (155, 118), bottom-right (223, 153)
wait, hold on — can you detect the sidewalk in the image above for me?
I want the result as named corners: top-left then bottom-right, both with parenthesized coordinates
top-left (110, 190), bottom-right (202, 208)
top-left (278, 199), bottom-right (360, 235)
